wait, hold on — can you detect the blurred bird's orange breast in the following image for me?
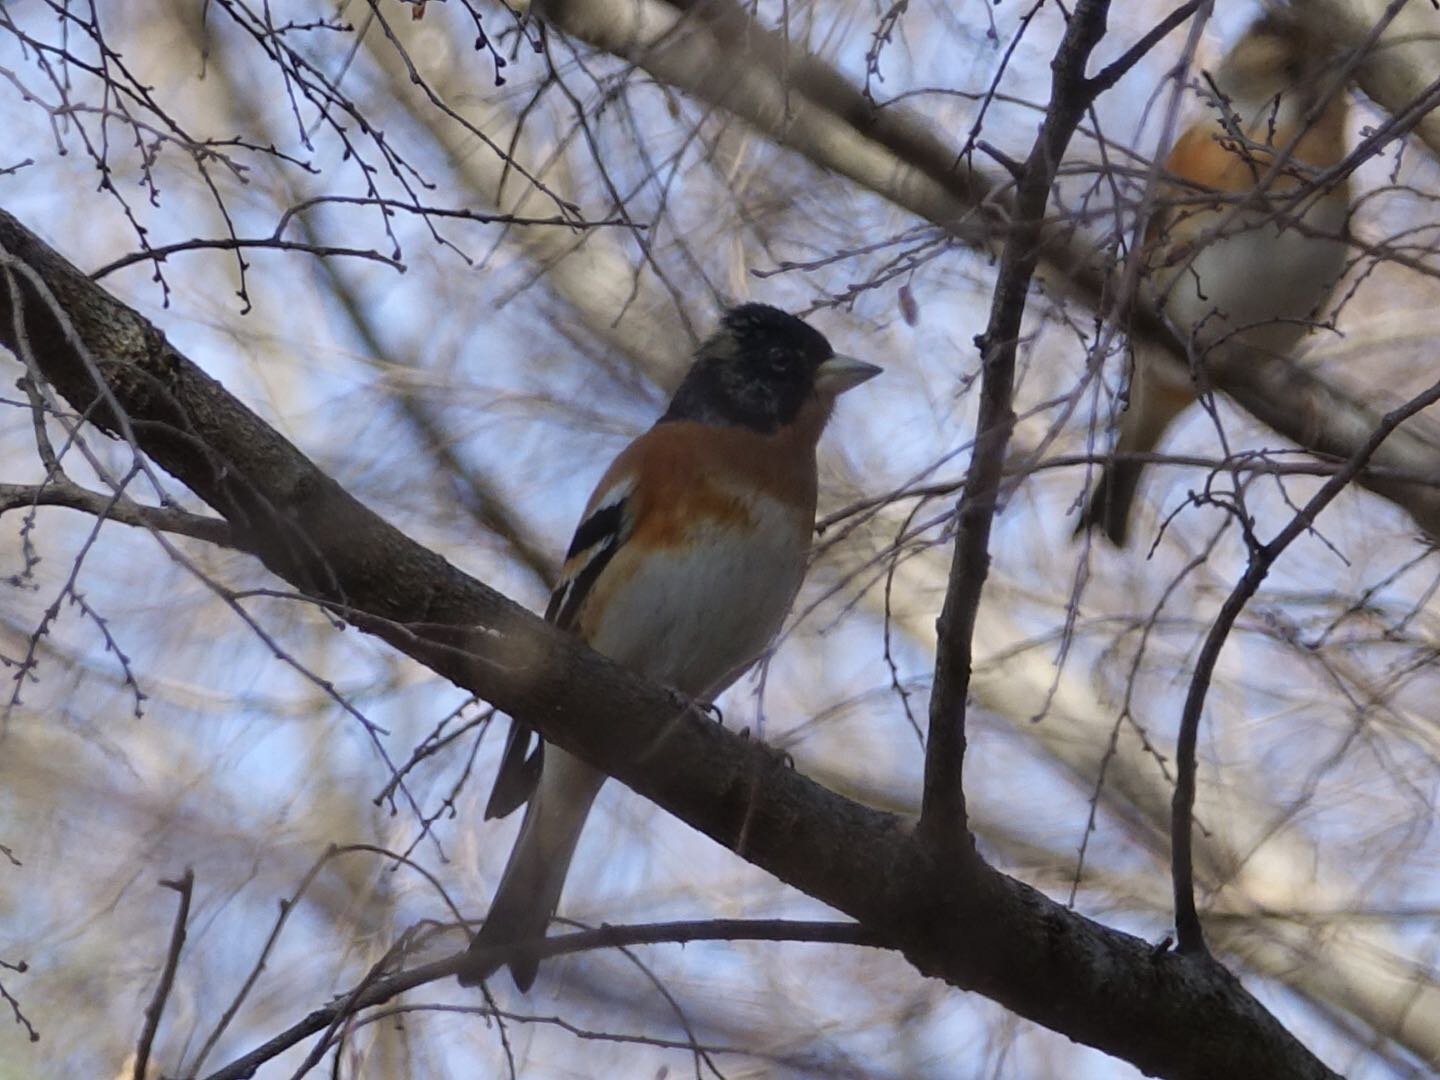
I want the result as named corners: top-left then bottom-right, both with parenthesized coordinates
top-left (1144, 87), bottom-right (1350, 355)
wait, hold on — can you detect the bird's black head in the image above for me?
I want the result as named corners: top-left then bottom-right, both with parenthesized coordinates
top-left (660, 304), bottom-right (838, 433)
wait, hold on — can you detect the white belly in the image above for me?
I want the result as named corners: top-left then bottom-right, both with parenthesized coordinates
top-left (586, 494), bottom-right (810, 697)
top-left (1156, 197), bottom-right (1348, 357)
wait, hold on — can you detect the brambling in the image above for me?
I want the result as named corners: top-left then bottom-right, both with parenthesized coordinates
top-left (1077, 11), bottom-right (1351, 545)
top-left (459, 303), bottom-right (880, 991)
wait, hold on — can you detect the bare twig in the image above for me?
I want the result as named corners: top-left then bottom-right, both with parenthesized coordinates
top-left (206, 920), bottom-right (880, 1080)
top-left (0, 954), bottom-right (36, 1043)
top-left (133, 868), bottom-right (195, 1080)
top-left (0, 479), bottom-right (234, 546)
top-left (187, 850), bottom-right (335, 1076)
top-left (90, 236), bottom-right (405, 279)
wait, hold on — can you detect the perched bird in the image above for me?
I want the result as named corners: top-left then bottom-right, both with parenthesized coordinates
top-left (459, 303), bottom-right (880, 991)
top-left (1077, 12), bottom-right (1351, 545)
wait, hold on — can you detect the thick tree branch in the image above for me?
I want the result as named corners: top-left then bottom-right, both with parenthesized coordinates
top-left (0, 205), bottom-right (1339, 1078)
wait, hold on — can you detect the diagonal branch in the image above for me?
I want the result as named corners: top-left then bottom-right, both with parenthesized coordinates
top-left (0, 203), bottom-right (1340, 1079)
top-left (132, 868), bottom-right (194, 1080)
top-left (206, 919), bottom-right (881, 1080)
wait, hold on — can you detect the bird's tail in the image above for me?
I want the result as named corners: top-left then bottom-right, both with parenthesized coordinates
top-left (1075, 347), bottom-right (1194, 547)
top-left (460, 746), bottom-right (606, 991)
top-left (1075, 458), bottom-right (1145, 546)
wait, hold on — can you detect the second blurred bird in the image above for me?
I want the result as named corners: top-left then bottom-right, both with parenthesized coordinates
top-left (1077, 10), bottom-right (1352, 545)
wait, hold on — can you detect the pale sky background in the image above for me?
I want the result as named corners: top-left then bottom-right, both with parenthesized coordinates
top-left (1, 1), bottom-right (1438, 1077)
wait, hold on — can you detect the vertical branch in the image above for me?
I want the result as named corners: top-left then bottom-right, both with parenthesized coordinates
top-left (920, 1), bottom-right (1203, 849)
top-left (920, 0), bottom-right (1116, 851)
top-left (133, 868), bottom-right (195, 1080)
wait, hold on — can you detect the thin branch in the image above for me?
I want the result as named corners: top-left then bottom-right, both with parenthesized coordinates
top-left (133, 868), bottom-right (194, 1080)
top-left (1087, 1), bottom-right (1207, 95)
top-left (0, 479), bottom-right (234, 546)
top-left (90, 236), bottom-right (405, 280)
top-left (205, 920), bottom-right (879, 1080)
top-left (185, 846), bottom-right (390, 1077)
top-left (920, 0), bottom-right (1119, 850)
top-left (270, 197), bottom-right (636, 241)
top-left (0, 957), bottom-right (36, 1043)
top-left (1171, 376), bottom-right (1440, 954)
top-left (815, 447), bottom-right (1440, 545)
top-left (89, 196), bottom-right (644, 282)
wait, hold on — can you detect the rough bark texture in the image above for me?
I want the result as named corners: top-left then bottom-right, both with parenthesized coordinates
top-left (0, 207), bottom-right (1342, 1078)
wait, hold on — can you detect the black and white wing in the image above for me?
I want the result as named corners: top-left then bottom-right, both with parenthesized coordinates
top-left (482, 473), bottom-right (635, 820)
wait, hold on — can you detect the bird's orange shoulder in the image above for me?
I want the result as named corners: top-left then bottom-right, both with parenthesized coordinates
top-left (1164, 121), bottom-right (1261, 195)
top-left (1164, 87), bottom-right (1348, 194)
top-left (592, 420), bottom-right (818, 550)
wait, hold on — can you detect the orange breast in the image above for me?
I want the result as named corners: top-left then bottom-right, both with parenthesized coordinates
top-left (590, 417), bottom-right (822, 552)
top-left (1162, 88), bottom-right (1348, 197)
